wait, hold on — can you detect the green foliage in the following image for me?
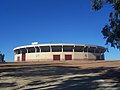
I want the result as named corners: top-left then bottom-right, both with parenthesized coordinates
top-left (92, 0), bottom-right (120, 49)
top-left (0, 52), bottom-right (5, 62)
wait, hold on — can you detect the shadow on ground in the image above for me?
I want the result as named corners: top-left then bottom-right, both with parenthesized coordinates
top-left (0, 64), bottom-right (120, 90)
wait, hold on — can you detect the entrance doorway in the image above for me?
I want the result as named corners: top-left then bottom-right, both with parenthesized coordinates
top-left (65, 55), bottom-right (72, 60)
top-left (53, 55), bottom-right (60, 60)
top-left (22, 53), bottom-right (26, 61)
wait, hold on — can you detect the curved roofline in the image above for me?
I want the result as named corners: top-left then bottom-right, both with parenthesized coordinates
top-left (13, 43), bottom-right (106, 51)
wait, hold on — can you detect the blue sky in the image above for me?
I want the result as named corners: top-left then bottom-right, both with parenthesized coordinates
top-left (0, 0), bottom-right (119, 62)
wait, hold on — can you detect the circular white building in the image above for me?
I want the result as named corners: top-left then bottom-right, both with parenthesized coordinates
top-left (13, 42), bottom-right (106, 62)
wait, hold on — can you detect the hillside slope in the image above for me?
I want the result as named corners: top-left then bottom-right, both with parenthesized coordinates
top-left (0, 60), bottom-right (120, 90)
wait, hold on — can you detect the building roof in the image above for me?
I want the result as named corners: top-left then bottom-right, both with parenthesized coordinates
top-left (13, 43), bottom-right (106, 51)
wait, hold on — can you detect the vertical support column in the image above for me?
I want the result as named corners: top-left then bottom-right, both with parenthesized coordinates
top-left (50, 45), bottom-right (52, 60)
top-left (50, 45), bottom-right (52, 52)
top-left (26, 48), bottom-right (28, 53)
top-left (38, 47), bottom-right (40, 52)
top-left (73, 45), bottom-right (75, 60)
top-left (73, 45), bottom-right (75, 52)
top-left (83, 46), bottom-right (84, 52)
top-left (35, 47), bottom-right (37, 53)
top-left (39, 46), bottom-right (41, 52)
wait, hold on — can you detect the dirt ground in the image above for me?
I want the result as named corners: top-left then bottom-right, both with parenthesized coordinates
top-left (0, 60), bottom-right (120, 90)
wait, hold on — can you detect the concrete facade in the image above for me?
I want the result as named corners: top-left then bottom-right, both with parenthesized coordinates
top-left (13, 43), bottom-right (106, 62)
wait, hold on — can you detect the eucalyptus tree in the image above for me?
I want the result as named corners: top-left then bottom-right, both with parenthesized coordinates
top-left (92, 0), bottom-right (120, 49)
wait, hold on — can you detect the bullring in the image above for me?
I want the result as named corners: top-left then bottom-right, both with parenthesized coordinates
top-left (13, 42), bottom-right (106, 62)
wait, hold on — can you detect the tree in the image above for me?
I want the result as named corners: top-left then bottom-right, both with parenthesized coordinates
top-left (0, 52), bottom-right (5, 63)
top-left (91, 0), bottom-right (120, 49)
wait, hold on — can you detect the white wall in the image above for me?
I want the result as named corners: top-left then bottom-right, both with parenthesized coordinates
top-left (14, 52), bottom-right (103, 62)
top-left (14, 54), bottom-right (22, 62)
